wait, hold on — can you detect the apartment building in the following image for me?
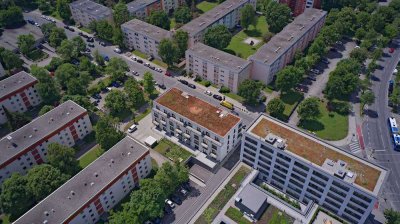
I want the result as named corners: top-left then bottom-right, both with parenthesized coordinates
top-left (250, 8), bottom-right (327, 85)
top-left (179, 0), bottom-right (257, 46)
top-left (153, 88), bottom-right (243, 161)
top-left (127, 0), bottom-right (163, 20)
top-left (69, 0), bottom-right (113, 27)
top-left (279, 0), bottom-right (321, 16)
top-left (15, 136), bottom-right (151, 224)
top-left (186, 43), bottom-right (251, 93)
top-left (241, 115), bottom-right (387, 224)
top-left (0, 71), bottom-right (41, 124)
top-left (122, 19), bottom-right (171, 59)
top-left (0, 100), bottom-right (92, 185)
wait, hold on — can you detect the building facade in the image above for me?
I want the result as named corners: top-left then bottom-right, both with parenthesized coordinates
top-left (153, 88), bottom-right (243, 161)
top-left (250, 8), bottom-right (326, 85)
top-left (15, 136), bottom-right (152, 224)
top-left (0, 71), bottom-right (42, 124)
top-left (241, 115), bottom-right (387, 224)
top-left (179, 0), bottom-right (257, 47)
top-left (127, 0), bottom-right (163, 20)
top-left (185, 43), bottom-right (251, 93)
top-left (69, 0), bottom-right (113, 27)
top-left (0, 100), bottom-right (92, 185)
top-left (121, 19), bottom-right (171, 59)
top-left (279, 0), bottom-right (321, 16)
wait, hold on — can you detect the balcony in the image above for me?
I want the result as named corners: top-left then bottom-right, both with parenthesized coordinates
top-left (201, 142), bottom-right (208, 149)
top-left (187, 126), bottom-right (201, 135)
top-left (204, 135), bottom-right (222, 147)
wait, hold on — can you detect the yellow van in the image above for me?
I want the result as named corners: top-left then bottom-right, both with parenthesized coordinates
top-left (220, 101), bottom-right (234, 110)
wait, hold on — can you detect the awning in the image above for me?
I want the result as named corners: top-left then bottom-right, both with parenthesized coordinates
top-left (176, 129), bottom-right (183, 134)
top-left (160, 120), bottom-right (166, 125)
top-left (153, 120), bottom-right (159, 125)
top-left (183, 133), bottom-right (190, 138)
top-left (201, 142), bottom-right (208, 148)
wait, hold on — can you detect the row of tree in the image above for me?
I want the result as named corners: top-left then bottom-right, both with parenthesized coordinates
top-left (158, 30), bottom-right (189, 66)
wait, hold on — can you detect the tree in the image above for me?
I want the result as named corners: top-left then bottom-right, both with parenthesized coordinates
top-left (106, 57), bottom-right (129, 81)
top-left (17, 34), bottom-right (36, 55)
top-left (61, 95), bottom-right (94, 111)
top-left (31, 65), bottom-right (61, 104)
top-left (360, 90), bottom-right (375, 110)
top-left (113, 1), bottom-right (130, 26)
top-left (204, 25), bottom-right (232, 50)
top-left (143, 72), bottom-right (155, 95)
top-left (297, 97), bottom-right (321, 121)
top-left (38, 0), bottom-right (52, 13)
top-left (105, 89), bottom-right (127, 114)
top-left (55, 63), bottom-right (78, 88)
top-left (79, 57), bottom-right (97, 75)
top-left (49, 27), bottom-right (67, 48)
top-left (57, 0), bottom-right (71, 21)
top-left (57, 40), bottom-right (79, 61)
top-left (95, 20), bottom-right (114, 41)
top-left (384, 23), bottom-right (399, 40)
top-left (95, 116), bottom-right (125, 150)
top-left (112, 27), bottom-right (125, 48)
top-left (158, 39), bottom-right (179, 66)
top-left (41, 23), bottom-right (57, 40)
top-left (240, 5), bottom-right (256, 30)
top-left (0, 6), bottom-right (24, 28)
top-left (0, 174), bottom-right (33, 220)
top-left (237, 80), bottom-right (262, 105)
top-left (350, 47), bottom-right (368, 63)
top-left (72, 36), bottom-right (87, 53)
top-left (124, 78), bottom-right (145, 109)
top-left (384, 209), bottom-right (400, 224)
top-left (0, 49), bottom-right (23, 71)
top-left (3, 106), bottom-right (30, 131)
top-left (174, 6), bottom-right (191, 24)
top-left (308, 37), bottom-right (327, 56)
top-left (94, 49), bottom-right (105, 66)
top-left (147, 11), bottom-right (170, 30)
top-left (39, 105), bottom-right (54, 116)
top-left (45, 57), bottom-right (64, 72)
top-left (267, 98), bottom-right (285, 117)
top-left (265, 1), bottom-right (291, 33)
top-left (173, 30), bottom-right (189, 58)
top-left (26, 164), bottom-right (69, 201)
top-left (66, 77), bottom-right (88, 95)
top-left (276, 66), bottom-right (303, 91)
top-left (47, 143), bottom-right (81, 176)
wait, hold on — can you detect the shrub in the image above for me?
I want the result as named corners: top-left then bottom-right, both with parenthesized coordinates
top-left (204, 80), bottom-right (212, 87)
top-left (263, 31), bottom-right (274, 43)
top-left (329, 100), bottom-right (350, 115)
top-left (194, 75), bottom-right (202, 82)
top-left (219, 86), bottom-right (230, 93)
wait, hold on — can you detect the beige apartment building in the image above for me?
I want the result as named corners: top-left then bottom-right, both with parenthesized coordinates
top-left (69, 0), bottom-right (113, 27)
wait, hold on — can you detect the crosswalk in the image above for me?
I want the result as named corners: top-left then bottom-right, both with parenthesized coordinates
top-left (349, 141), bottom-right (361, 153)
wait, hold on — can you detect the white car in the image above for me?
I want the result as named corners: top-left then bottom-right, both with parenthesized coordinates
top-left (394, 68), bottom-right (398, 75)
top-left (144, 62), bottom-right (150, 67)
top-left (204, 90), bottom-right (212, 96)
top-left (106, 87), bottom-right (113, 91)
top-left (132, 70), bottom-right (139, 76)
top-left (165, 199), bottom-right (175, 208)
top-left (155, 68), bottom-right (162, 72)
top-left (131, 56), bottom-right (137, 61)
top-left (34, 22), bottom-right (40, 27)
top-left (114, 48), bottom-right (122, 54)
top-left (128, 124), bottom-right (137, 133)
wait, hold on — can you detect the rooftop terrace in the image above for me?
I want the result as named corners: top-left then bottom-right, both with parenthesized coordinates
top-left (121, 19), bottom-right (171, 42)
top-left (248, 115), bottom-right (386, 194)
top-left (70, 0), bottom-right (112, 18)
top-left (188, 43), bottom-right (250, 72)
top-left (14, 136), bottom-right (149, 224)
top-left (155, 88), bottom-right (241, 136)
top-left (250, 8), bottom-right (327, 64)
top-left (0, 71), bottom-right (37, 101)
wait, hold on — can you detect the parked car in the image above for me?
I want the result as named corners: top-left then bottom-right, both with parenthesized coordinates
top-left (213, 94), bottom-right (223, 101)
top-left (321, 58), bottom-right (329, 64)
top-left (92, 93), bottom-right (102, 99)
top-left (335, 40), bottom-right (343, 45)
top-left (164, 71), bottom-right (171, 76)
top-left (170, 195), bottom-right (182, 205)
top-left (310, 68), bottom-right (320, 74)
top-left (27, 19), bottom-right (35, 25)
top-left (204, 90), bottom-right (212, 96)
top-left (114, 48), bottom-right (122, 54)
top-left (87, 43), bottom-right (95, 48)
top-left (149, 65), bottom-right (156, 70)
top-left (389, 48), bottom-right (395, 53)
top-left (137, 59), bottom-right (143, 64)
top-left (158, 84), bottom-right (166, 89)
top-left (132, 71), bottom-right (139, 76)
top-left (179, 188), bottom-right (188, 197)
top-left (86, 37), bottom-right (94, 42)
top-left (164, 206), bottom-right (173, 214)
top-left (144, 62), bottom-right (150, 67)
top-left (188, 83), bottom-right (196, 89)
top-left (99, 41), bottom-right (106, 46)
top-left (147, 56), bottom-right (154, 61)
top-left (155, 68), bottom-right (162, 73)
top-left (165, 199), bottom-right (175, 208)
top-left (128, 124), bottom-right (137, 133)
top-left (34, 22), bottom-right (40, 27)
top-left (111, 81), bottom-right (121, 88)
top-left (307, 75), bottom-right (317, 81)
top-left (179, 79), bottom-right (188, 85)
top-left (131, 56), bottom-right (137, 61)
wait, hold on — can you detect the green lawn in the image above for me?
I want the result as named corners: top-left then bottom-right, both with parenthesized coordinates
top-left (79, 27), bottom-right (93, 34)
top-left (153, 59), bottom-right (168, 68)
top-left (195, 166), bottom-right (251, 224)
top-left (196, 1), bottom-right (219, 13)
top-left (195, 79), bottom-right (212, 87)
top-left (224, 92), bottom-right (244, 103)
top-left (1, 214), bottom-right (10, 224)
top-left (154, 138), bottom-right (193, 162)
top-left (299, 101), bottom-right (349, 141)
top-left (26, 49), bottom-right (48, 62)
top-left (277, 91), bottom-right (304, 121)
top-left (225, 207), bottom-right (252, 224)
top-left (257, 205), bottom-right (293, 224)
top-left (224, 16), bottom-right (269, 59)
top-left (170, 18), bottom-right (177, 30)
top-left (79, 145), bottom-right (105, 168)
top-left (132, 50), bottom-right (148, 59)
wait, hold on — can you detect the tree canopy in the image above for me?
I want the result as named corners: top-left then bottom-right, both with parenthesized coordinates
top-left (147, 10), bottom-right (170, 30)
top-left (95, 116), bottom-right (125, 150)
top-left (113, 1), bottom-right (130, 26)
top-left (38, 105), bottom-right (55, 116)
top-left (265, 1), bottom-right (291, 33)
top-left (124, 77), bottom-right (145, 109)
top-left (158, 39), bottom-right (179, 66)
top-left (3, 106), bottom-right (31, 131)
top-left (57, 0), bottom-right (71, 21)
top-left (17, 34), bottom-right (36, 55)
top-left (47, 143), bottom-right (81, 176)
top-left (276, 65), bottom-right (303, 91)
top-left (106, 57), bottom-right (129, 81)
top-left (0, 6), bottom-right (24, 28)
top-left (204, 25), bottom-right (232, 50)
top-left (173, 30), bottom-right (189, 59)
top-left (174, 6), bottom-right (192, 24)
top-left (49, 27), bottom-right (67, 48)
top-left (267, 98), bottom-right (285, 117)
top-left (31, 65), bottom-right (61, 104)
top-left (0, 48), bottom-right (23, 71)
top-left (240, 5), bottom-right (256, 30)
top-left (105, 89), bottom-right (127, 115)
top-left (297, 97), bottom-right (321, 121)
top-left (238, 80), bottom-right (262, 105)
top-left (143, 72), bottom-right (155, 95)
top-left (385, 209), bottom-right (400, 224)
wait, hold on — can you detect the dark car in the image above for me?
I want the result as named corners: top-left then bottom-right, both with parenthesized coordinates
top-left (188, 83), bottom-right (196, 89)
top-left (86, 37), bottom-right (94, 42)
top-left (112, 81), bottom-right (121, 88)
top-left (179, 79), bottom-right (189, 85)
top-left (78, 32), bottom-right (84, 36)
top-left (92, 93), bottom-right (101, 99)
top-left (104, 56), bottom-right (110, 62)
top-left (181, 182), bottom-right (191, 192)
top-left (164, 206), bottom-right (173, 215)
top-left (170, 195), bottom-right (182, 205)
top-left (148, 56), bottom-right (154, 61)
top-left (307, 75), bottom-right (317, 81)
top-left (321, 58), bottom-right (329, 64)
top-left (27, 19), bottom-right (35, 25)
top-left (137, 59), bottom-right (143, 64)
top-left (87, 43), bottom-right (95, 48)
top-left (68, 27), bottom-right (75, 32)
top-left (149, 65), bottom-right (155, 70)
top-left (213, 94), bottom-right (223, 101)
top-left (158, 84), bottom-right (166, 89)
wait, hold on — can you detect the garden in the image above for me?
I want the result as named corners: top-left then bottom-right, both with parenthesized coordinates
top-left (153, 138), bottom-right (193, 162)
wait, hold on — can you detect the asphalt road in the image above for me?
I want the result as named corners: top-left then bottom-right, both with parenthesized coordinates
top-left (362, 38), bottom-right (400, 211)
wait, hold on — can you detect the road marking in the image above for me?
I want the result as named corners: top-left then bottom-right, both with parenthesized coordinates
top-left (349, 141), bottom-right (361, 153)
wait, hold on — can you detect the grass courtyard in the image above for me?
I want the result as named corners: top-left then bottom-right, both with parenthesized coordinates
top-left (224, 16), bottom-right (269, 59)
top-left (196, 1), bottom-right (219, 13)
top-left (274, 91), bottom-right (304, 122)
top-left (78, 145), bottom-right (105, 168)
top-left (153, 138), bottom-right (193, 162)
top-left (299, 101), bottom-right (349, 141)
top-left (256, 205), bottom-right (293, 224)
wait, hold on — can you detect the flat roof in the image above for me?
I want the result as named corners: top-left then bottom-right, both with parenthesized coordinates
top-left (155, 88), bottom-right (241, 136)
top-left (250, 8), bottom-right (327, 64)
top-left (237, 183), bottom-right (268, 213)
top-left (247, 115), bottom-right (386, 195)
top-left (0, 25), bottom-right (43, 51)
top-left (127, 0), bottom-right (159, 13)
top-left (188, 43), bottom-right (250, 72)
top-left (0, 71), bottom-right (37, 101)
top-left (0, 100), bottom-right (87, 168)
top-left (179, 0), bottom-right (250, 36)
top-left (14, 136), bottom-right (150, 224)
top-left (70, 0), bottom-right (112, 18)
top-left (121, 19), bottom-right (171, 42)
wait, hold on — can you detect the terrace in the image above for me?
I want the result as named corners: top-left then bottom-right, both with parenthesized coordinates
top-left (155, 88), bottom-right (241, 137)
top-left (248, 115), bottom-right (386, 193)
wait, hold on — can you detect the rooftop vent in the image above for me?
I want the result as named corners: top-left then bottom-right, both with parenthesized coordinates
top-left (265, 133), bottom-right (276, 144)
top-left (43, 220), bottom-right (48, 224)
top-left (94, 173), bottom-right (98, 177)
top-left (346, 171), bottom-right (354, 178)
top-left (70, 191), bottom-right (75, 196)
top-left (6, 135), bottom-right (12, 140)
top-left (327, 160), bottom-right (334, 166)
top-left (300, 25), bottom-right (305, 30)
top-left (334, 169), bottom-right (346, 179)
top-left (276, 138), bottom-right (286, 150)
top-left (90, 182), bottom-right (94, 186)
top-left (44, 211), bottom-right (49, 216)
top-left (274, 47), bottom-right (281, 53)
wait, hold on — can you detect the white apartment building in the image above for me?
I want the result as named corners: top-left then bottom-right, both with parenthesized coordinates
top-left (15, 136), bottom-right (152, 224)
top-left (152, 88), bottom-right (243, 162)
top-left (186, 43), bottom-right (251, 93)
top-left (179, 0), bottom-right (257, 46)
top-left (250, 8), bottom-right (326, 84)
top-left (121, 19), bottom-right (171, 60)
top-left (241, 115), bottom-right (387, 224)
top-left (127, 0), bottom-right (163, 20)
top-left (69, 0), bottom-right (113, 27)
top-left (0, 100), bottom-right (92, 185)
top-left (0, 71), bottom-right (41, 124)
